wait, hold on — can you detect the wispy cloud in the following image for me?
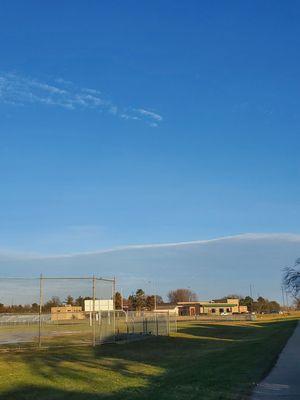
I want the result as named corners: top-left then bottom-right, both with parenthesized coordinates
top-left (136, 108), bottom-right (163, 121)
top-left (0, 72), bottom-right (163, 127)
top-left (119, 107), bottom-right (163, 127)
top-left (1, 232), bottom-right (299, 260)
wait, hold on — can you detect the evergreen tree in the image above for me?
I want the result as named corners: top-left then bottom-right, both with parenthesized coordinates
top-left (115, 292), bottom-right (122, 309)
top-left (65, 295), bottom-right (74, 305)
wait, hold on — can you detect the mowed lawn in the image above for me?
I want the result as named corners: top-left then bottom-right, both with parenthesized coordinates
top-left (0, 317), bottom-right (298, 400)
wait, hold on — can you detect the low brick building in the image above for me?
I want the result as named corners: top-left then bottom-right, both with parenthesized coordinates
top-left (178, 298), bottom-right (248, 316)
top-left (51, 305), bottom-right (85, 321)
top-left (154, 298), bottom-right (248, 316)
top-left (153, 303), bottom-right (179, 315)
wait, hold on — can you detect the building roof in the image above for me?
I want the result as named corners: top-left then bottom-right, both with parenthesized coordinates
top-left (177, 301), bottom-right (237, 307)
top-left (156, 303), bottom-right (178, 310)
top-left (202, 303), bottom-right (237, 308)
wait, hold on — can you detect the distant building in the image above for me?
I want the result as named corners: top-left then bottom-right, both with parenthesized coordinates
top-left (153, 303), bottom-right (179, 315)
top-left (153, 298), bottom-right (248, 316)
top-left (178, 298), bottom-right (248, 316)
top-left (51, 305), bottom-right (85, 321)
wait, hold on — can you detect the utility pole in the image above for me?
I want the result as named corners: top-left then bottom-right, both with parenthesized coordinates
top-left (147, 280), bottom-right (157, 311)
top-left (92, 275), bottom-right (96, 347)
top-left (285, 290), bottom-right (289, 309)
top-left (153, 280), bottom-right (157, 311)
top-left (281, 286), bottom-right (286, 310)
top-left (120, 287), bottom-right (124, 310)
top-left (113, 277), bottom-right (116, 342)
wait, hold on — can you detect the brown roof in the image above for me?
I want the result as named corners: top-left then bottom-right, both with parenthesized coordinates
top-left (156, 303), bottom-right (178, 310)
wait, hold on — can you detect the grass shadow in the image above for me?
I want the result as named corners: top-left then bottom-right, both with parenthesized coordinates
top-left (0, 318), bottom-right (298, 400)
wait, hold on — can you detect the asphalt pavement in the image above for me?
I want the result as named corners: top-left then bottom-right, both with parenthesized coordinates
top-left (251, 321), bottom-right (300, 399)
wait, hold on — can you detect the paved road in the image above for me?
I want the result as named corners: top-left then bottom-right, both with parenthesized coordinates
top-left (251, 321), bottom-right (300, 399)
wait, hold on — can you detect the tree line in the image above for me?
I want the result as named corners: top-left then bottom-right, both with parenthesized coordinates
top-left (0, 295), bottom-right (92, 313)
top-left (0, 287), bottom-right (290, 314)
top-left (0, 288), bottom-right (197, 313)
top-left (115, 288), bottom-right (198, 311)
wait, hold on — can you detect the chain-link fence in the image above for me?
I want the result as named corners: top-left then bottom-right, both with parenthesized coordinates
top-left (0, 276), bottom-right (177, 350)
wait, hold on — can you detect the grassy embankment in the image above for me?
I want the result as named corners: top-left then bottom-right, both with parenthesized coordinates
top-left (0, 315), bottom-right (298, 400)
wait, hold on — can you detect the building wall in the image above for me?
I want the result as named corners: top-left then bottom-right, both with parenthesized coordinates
top-left (51, 305), bottom-right (85, 321)
top-left (227, 298), bottom-right (239, 313)
top-left (153, 307), bottom-right (179, 315)
top-left (178, 299), bottom-right (248, 316)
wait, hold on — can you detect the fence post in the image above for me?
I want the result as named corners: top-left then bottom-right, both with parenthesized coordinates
top-left (156, 313), bottom-right (159, 336)
top-left (92, 275), bottom-right (96, 347)
top-left (126, 312), bottom-right (129, 340)
top-left (38, 273), bottom-right (43, 348)
top-left (113, 277), bottom-right (116, 342)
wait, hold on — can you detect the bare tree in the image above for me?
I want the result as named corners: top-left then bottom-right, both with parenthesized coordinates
top-left (155, 295), bottom-right (164, 305)
top-left (283, 258), bottom-right (300, 300)
top-left (168, 288), bottom-right (198, 303)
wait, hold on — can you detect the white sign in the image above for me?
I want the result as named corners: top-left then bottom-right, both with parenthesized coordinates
top-left (84, 299), bottom-right (114, 312)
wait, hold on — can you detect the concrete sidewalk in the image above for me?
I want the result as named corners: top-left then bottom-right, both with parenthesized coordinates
top-left (251, 321), bottom-right (300, 399)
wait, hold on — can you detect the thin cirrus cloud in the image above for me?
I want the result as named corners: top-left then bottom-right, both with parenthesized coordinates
top-left (0, 72), bottom-right (163, 127)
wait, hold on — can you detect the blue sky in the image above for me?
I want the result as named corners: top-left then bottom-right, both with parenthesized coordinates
top-left (1, 1), bottom-right (300, 254)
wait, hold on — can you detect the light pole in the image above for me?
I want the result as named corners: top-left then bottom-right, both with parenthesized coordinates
top-left (147, 280), bottom-right (157, 311)
top-left (121, 288), bottom-right (124, 310)
top-left (281, 286), bottom-right (286, 309)
top-left (115, 283), bottom-right (124, 310)
top-left (188, 286), bottom-right (191, 302)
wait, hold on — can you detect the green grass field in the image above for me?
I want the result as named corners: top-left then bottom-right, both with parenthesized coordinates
top-left (0, 317), bottom-right (298, 400)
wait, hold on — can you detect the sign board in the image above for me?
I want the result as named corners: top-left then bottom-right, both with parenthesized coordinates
top-left (84, 299), bottom-right (114, 312)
